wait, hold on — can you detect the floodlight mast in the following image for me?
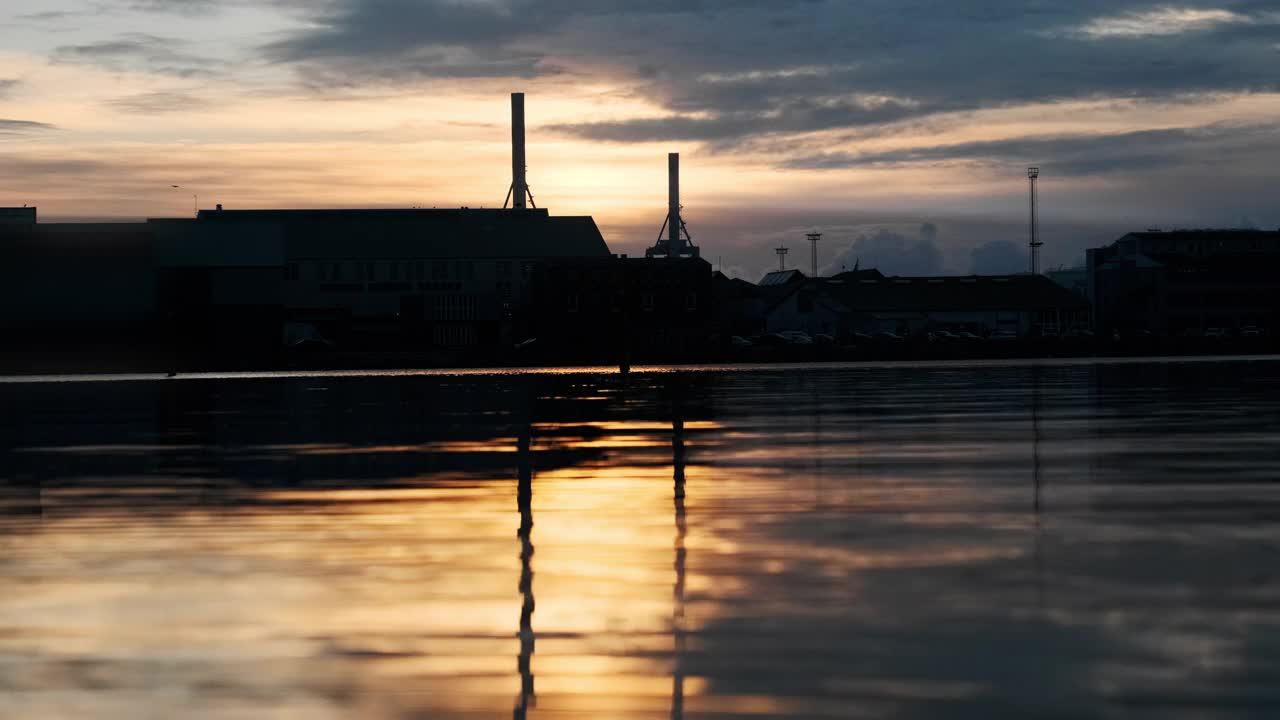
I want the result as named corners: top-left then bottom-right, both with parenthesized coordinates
top-left (1028, 167), bottom-right (1042, 275)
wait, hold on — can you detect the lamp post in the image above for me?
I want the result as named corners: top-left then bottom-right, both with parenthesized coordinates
top-left (171, 185), bottom-right (197, 217)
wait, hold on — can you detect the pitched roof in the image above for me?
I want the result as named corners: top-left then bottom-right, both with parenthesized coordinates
top-left (759, 269), bottom-right (806, 286)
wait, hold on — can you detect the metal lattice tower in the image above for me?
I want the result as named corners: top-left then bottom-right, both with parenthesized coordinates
top-left (775, 246), bottom-right (789, 271)
top-left (1028, 167), bottom-right (1042, 275)
top-left (806, 232), bottom-right (822, 277)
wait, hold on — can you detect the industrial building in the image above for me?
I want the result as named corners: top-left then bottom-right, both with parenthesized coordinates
top-left (1087, 229), bottom-right (1280, 336)
top-left (761, 272), bottom-right (1088, 338)
top-left (1, 206), bottom-right (611, 365)
top-left (0, 93), bottom-right (720, 370)
top-left (528, 255), bottom-right (713, 363)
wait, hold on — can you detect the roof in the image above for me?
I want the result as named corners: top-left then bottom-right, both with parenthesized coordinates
top-left (759, 269), bottom-right (807, 287)
top-left (829, 268), bottom-right (885, 282)
top-left (164, 207), bottom-right (611, 259)
top-left (190, 208), bottom-right (550, 221)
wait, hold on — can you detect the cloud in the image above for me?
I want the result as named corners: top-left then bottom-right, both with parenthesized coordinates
top-left (263, 0), bottom-right (564, 83)
top-left (105, 91), bottom-right (213, 114)
top-left (53, 33), bottom-right (223, 78)
top-left (825, 223), bottom-right (944, 277)
top-left (0, 119), bottom-right (57, 137)
top-left (969, 240), bottom-right (1029, 275)
top-left (128, 0), bottom-right (224, 15)
top-left (784, 123), bottom-right (1280, 176)
top-left (256, 0), bottom-right (1280, 161)
top-left (1064, 7), bottom-right (1256, 39)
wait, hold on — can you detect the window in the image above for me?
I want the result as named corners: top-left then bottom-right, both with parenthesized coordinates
top-left (284, 263), bottom-right (299, 281)
top-left (642, 293), bottom-right (655, 312)
top-left (331, 263), bottom-right (342, 281)
top-left (432, 261), bottom-right (448, 280)
top-left (365, 263), bottom-right (376, 281)
top-left (496, 261), bottom-right (511, 278)
top-left (522, 261), bottom-right (535, 277)
top-left (389, 262), bottom-right (400, 281)
top-left (414, 262), bottom-right (425, 281)
top-left (685, 292), bottom-right (698, 312)
top-left (567, 294), bottom-right (580, 313)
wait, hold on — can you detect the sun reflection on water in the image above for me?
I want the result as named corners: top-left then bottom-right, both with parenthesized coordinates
top-left (3, 361), bottom-right (1280, 717)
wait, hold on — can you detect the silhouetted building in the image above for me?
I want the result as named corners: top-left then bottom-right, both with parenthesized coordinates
top-left (528, 255), bottom-right (714, 362)
top-left (1087, 230), bottom-right (1280, 335)
top-left (0, 207), bottom-right (36, 225)
top-left (765, 273), bottom-right (1088, 337)
top-left (2, 206), bottom-right (611, 362)
top-left (152, 207), bottom-right (610, 352)
top-left (1046, 268), bottom-right (1088, 301)
top-left (758, 269), bottom-right (807, 287)
top-left (0, 221), bottom-right (155, 337)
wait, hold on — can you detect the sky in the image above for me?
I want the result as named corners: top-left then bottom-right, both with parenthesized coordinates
top-left (1, 0), bottom-right (1278, 280)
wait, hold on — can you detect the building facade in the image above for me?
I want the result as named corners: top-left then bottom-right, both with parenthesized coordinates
top-left (1087, 230), bottom-right (1280, 335)
top-left (2, 206), bottom-right (612, 364)
top-left (764, 273), bottom-right (1088, 338)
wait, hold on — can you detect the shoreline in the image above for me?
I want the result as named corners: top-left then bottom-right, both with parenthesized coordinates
top-left (4, 352), bottom-right (1279, 384)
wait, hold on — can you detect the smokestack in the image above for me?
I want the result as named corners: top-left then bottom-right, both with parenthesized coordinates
top-left (668, 153), bottom-right (680, 247)
top-left (512, 93), bottom-right (527, 210)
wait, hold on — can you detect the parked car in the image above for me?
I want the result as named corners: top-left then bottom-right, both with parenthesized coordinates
top-left (954, 331), bottom-right (981, 340)
top-left (1204, 327), bottom-right (1230, 339)
top-left (813, 333), bottom-right (836, 345)
top-left (778, 330), bottom-right (814, 345)
top-left (874, 331), bottom-right (904, 341)
top-left (931, 330), bottom-right (959, 341)
top-left (730, 335), bottom-right (753, 348)
top-left (989, 330), bottom-right (1018, 341)
top-left (1241, 326), bottom-right (1264, 338)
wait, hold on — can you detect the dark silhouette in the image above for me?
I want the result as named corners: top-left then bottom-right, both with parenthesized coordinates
top-left (671, 400), bottom-right (687, 720)
top-left (515, 407), bottom-right (536, 720)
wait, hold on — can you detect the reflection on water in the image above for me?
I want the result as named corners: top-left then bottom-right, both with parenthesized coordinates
top-left (3, 359), bottom-right (1280, 718)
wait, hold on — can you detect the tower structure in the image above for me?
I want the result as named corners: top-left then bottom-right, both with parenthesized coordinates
top-left (646, 153), bottom-right (699, 258)
top-left (806, 232), bottom-right (822, 278)
top-left (775, 246), bottom-right (789, 271)
top-left (504, 93), bottom-right (536, 209)
top-left (1028, 167), bottom-right (1042, 274)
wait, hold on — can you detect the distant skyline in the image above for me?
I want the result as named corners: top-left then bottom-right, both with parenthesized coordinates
top-left (2, 1), bottom-right (1278, 279)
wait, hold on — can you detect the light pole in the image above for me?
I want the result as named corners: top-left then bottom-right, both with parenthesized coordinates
top-left (171, 185), bottom-right (197, 217)
top-left (1027, 167), bottom-right (1041, 275)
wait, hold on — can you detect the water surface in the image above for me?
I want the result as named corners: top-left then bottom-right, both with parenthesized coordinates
top-left (3, 358), bottom-right (1280, 718)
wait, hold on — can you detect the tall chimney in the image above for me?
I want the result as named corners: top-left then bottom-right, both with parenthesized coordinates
top-left (512, 93), bottom-right (527, 210)
top-left (668, 152), bottom-right (680, 248)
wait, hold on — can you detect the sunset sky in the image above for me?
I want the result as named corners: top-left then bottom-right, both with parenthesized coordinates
top-left (2, 1), bottom-right (1278, 279)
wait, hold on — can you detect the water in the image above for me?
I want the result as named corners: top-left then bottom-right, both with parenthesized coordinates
top-left (3, 358), bottom-right (1280, 719)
